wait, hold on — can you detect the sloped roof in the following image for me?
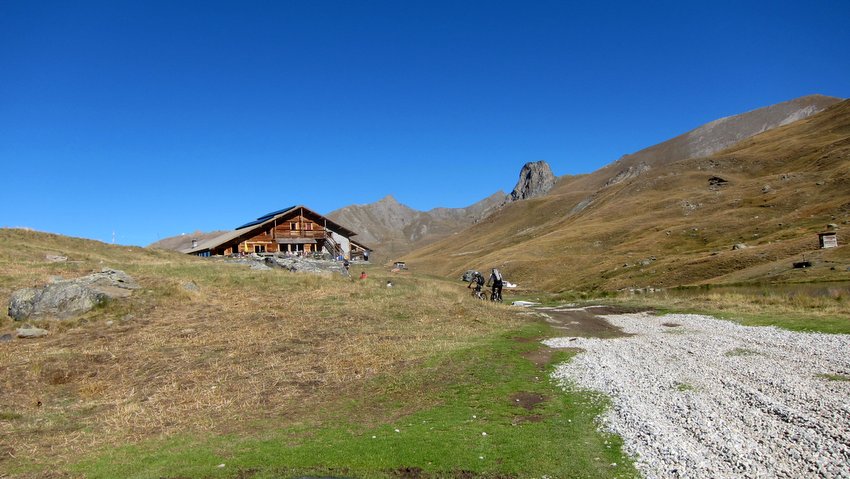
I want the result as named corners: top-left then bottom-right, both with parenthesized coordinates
top-left (234, 205), bottom-right (297, 229)
top-left (179, 205), bottom-right (357, 254)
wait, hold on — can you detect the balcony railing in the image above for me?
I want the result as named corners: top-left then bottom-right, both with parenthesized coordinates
top-left (275, 230), bottom-right (326, 239)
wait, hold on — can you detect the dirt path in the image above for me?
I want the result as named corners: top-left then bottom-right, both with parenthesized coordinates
top-left (534, 304), bottom-right (645, 339)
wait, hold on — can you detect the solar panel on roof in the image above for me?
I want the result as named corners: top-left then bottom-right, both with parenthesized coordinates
top-left (234, 219), bottom-right (263, 230)
top-left (258, 205), bottom-right (296, 219)
top-left (233, 205), bottom-right (297, 229)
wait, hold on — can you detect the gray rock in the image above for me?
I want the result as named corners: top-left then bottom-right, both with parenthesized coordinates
top-left (181, 281), bottom-right (200, 292)
top-left (9, 283), bottom-right (106, 320)
top-left (16, 327), bottom-right (48, 338)
top-left (733, 243), bottom-right (748, 250)
top-left (509, 161), bottom-right (556, 201)
top-left (0, 333), bottom-right (12, 342)
top-left (7, 268), bottom-right (138, 321)
top-left (45, 255), bottom-right (67, 262)
top-left (80, 268), bottom-right (140, 295)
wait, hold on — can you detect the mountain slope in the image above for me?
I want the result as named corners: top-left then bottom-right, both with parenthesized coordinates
top-left (327, 192), bottom-right (505, 261)
top-left (403, 98), bottom-right (850, 291)
top-left (589, 94), bottom-right (841, 189)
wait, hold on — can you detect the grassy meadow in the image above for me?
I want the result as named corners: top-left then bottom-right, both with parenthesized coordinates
top-left (0, 229), bottom-right (635, 478)
top-left (2, 228), bottom-right (847, 478)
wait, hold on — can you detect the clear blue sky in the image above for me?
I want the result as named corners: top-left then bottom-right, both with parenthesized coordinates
top-left (1, 1), bottom-right (848, 246)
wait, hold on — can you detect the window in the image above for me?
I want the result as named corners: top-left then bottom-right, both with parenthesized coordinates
top-left (305, 223), bottom-right (313, 231)
top-left (290, 222), bottom-right (298, 230)
top-left (254, 245), bottom-right (266, 253)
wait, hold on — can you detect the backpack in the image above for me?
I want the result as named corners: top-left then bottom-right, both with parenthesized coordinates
top-left (492, 269), bottom-right (502, 282)
top-left (476, 274), bottom-right (484, 286)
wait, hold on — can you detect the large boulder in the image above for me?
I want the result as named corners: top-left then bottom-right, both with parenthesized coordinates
top-left (7, 268), bottom-right (139, 321)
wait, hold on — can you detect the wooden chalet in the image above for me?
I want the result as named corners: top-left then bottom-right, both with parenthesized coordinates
top-left (180, 205), bottom-right (369, 259)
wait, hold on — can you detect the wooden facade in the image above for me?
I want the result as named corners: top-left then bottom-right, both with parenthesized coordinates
top-left (239, 213), bottom-right (329, 255)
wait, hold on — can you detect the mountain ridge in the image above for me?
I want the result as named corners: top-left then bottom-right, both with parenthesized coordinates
top-left (402, 97), bottom-right (850, 291)
top-left (327, 191), bottom-right (505, 260)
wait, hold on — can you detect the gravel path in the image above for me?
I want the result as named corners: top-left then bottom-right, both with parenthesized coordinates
top-left (544, 309), bottom-right (850, 479)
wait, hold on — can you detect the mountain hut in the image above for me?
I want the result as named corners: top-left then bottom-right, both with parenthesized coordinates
top-left (180, 205), bottom-right (368, 259)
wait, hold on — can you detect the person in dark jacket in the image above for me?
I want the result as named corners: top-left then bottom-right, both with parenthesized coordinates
top-left (487, 268), bottom-right (503, 302)
top-left (467, 271), bottom-right (484, 295)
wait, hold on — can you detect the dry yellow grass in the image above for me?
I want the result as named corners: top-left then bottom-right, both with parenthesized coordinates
top-left (0, 229), bottom-right (521, 472)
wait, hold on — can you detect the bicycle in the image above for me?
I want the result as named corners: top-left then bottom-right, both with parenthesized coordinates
top-left (470, 287), bottom-right (488, 301)
top-left (489, 290), bottom-right (503, 302)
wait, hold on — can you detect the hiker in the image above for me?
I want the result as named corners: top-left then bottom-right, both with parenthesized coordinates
top-left (359, 271), bottom-right (367, 280)
top-left (467, 271), bottom-right (484, 295)
top-left (487, 268), bottom-right (503, 302)
top-left (386, 280), bottom-right (393, 288)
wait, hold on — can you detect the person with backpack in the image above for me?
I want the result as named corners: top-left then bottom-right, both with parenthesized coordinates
top-left (467, 271), bottom-right (485, 297)
top-left (487, 268), bottom-right (503, 302)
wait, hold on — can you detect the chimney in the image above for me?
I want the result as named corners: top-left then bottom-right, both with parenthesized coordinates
top-left (191, 239), bottom-right (198, 248)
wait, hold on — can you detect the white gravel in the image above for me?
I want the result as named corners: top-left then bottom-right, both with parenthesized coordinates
top-left (544, 310), bottom-right (850, 479)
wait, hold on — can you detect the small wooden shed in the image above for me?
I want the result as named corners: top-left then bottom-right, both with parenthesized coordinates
top-left (818, 231), bottom-right (838, 249)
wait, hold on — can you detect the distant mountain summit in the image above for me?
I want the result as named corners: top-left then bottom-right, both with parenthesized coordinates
top-left (327, 192), bottom-right (504, 261)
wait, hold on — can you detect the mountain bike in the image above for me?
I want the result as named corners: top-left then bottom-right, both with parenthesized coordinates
top-left (470, 287), bottom-right (488, 300)
top-left (489, 290), bottom-right (503, 302)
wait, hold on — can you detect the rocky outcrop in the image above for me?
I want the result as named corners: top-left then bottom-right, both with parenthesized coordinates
top-left (224, 254), bottom-right (358, 276)
top-left (509, 161), bottom-right (556, 201)
top-left (604, 162), bottom-right (650, 187)
top-left (8, 268), bottom-right (139, 321)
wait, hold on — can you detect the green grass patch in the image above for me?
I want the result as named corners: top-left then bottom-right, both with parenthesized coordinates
top-left (724, 347), bottom-right (761, 357)
top-left (0, 410), bottom-right (22, 421)
top-left (717, 311), bottom-right (850, 335)
top-left (673, 382), bottom-right (695, 392)
top-left (605, 295), bottom-right (850, 335)
top-left (72, 323), bottom-right (637, 479)
top-left (817, 373), bottom-right (850, 382)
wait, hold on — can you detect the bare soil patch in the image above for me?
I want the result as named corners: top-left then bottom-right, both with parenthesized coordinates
top-left (509, 391), bottom-right (546, 410)
top-left (520, 347), bottom-right (553, 369)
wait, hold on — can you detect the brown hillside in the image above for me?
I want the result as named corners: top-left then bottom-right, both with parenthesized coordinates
top-left (404, 100), bottom-right (850, 292)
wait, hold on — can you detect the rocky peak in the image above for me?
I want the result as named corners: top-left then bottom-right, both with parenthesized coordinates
top-left (376, 195), bottom-right (400, 205)
top-left (509, 161), bottom-right (556, 201)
